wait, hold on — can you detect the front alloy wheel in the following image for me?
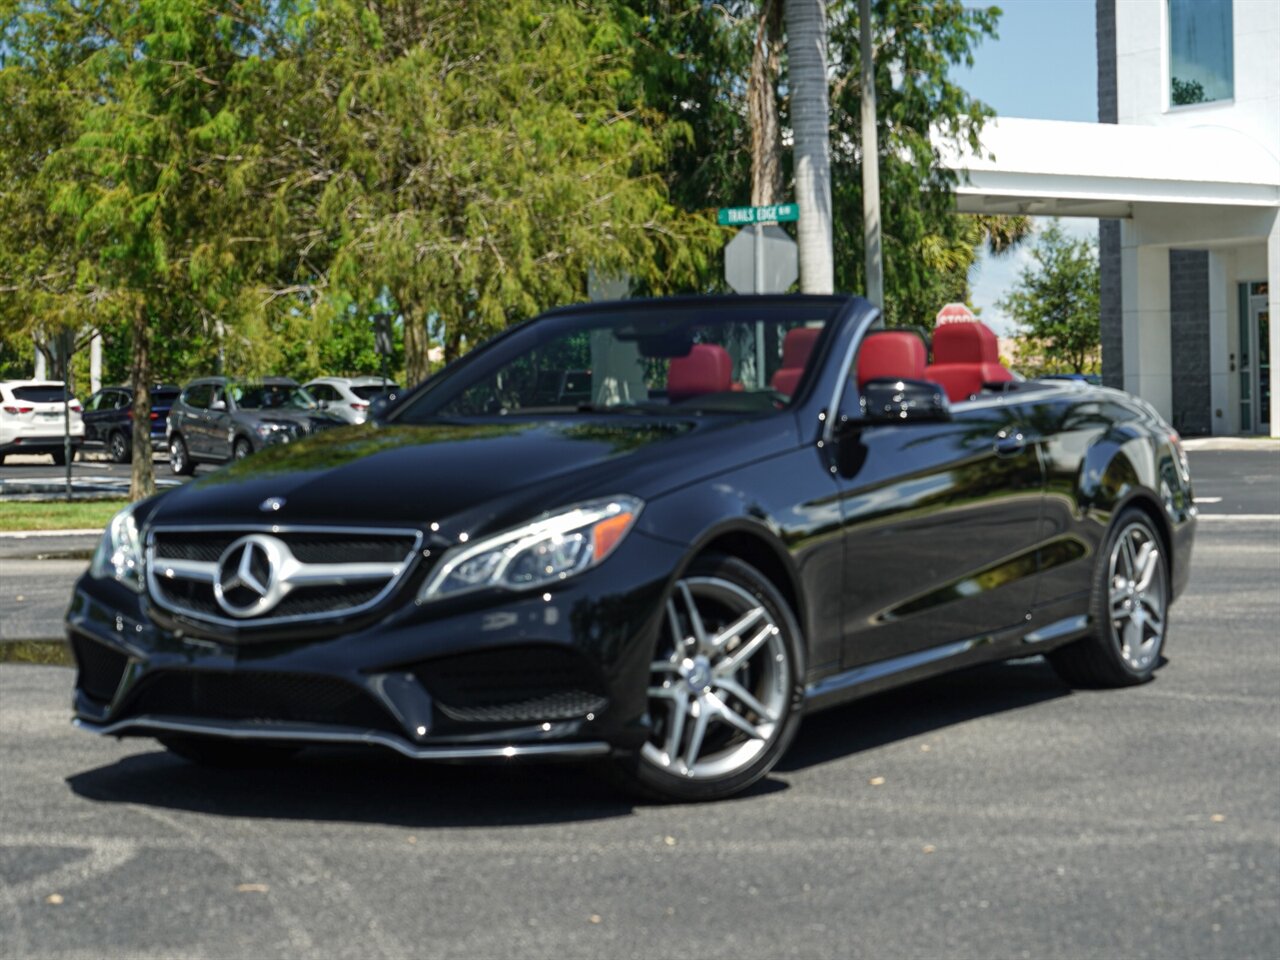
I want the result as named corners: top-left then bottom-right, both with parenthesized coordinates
top-left (109, 431), bottom-right (130, 463)
top-left (617, 555), bottom-right (804, 802)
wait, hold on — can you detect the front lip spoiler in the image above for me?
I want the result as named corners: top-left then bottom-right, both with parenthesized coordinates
top-left (73, 716), bottom-right (612, 761)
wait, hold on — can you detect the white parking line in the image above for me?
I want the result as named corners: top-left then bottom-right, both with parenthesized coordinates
top-left (1196, 514), bottom-right (1280, 522)
top-left (1193, 496), bottom-right (1222, 504)
top-left (0, 528), bottom-right (103, 538)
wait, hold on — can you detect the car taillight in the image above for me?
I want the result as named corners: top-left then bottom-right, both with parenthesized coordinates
top-left (150, 411), bottom-right (160, 420)
top-left (70, 401), bottom-right (83, 412)
top-left (351, 402), bottom-right (368, 410)
top-left (2, 405), bottom-right (33, 415)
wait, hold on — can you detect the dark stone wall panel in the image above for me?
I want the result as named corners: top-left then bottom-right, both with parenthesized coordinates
top-left (1169, 250), bottom-right (1212, 436)
top-left (1100, 220), bottom-right (1123, 389)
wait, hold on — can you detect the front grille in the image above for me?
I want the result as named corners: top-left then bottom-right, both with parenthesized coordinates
top-left (118, 670), bottom-right (398, 732)
top-left (151, 531), bottom-right (416, 565)
top-left (416, 646), bottom-right (608, 725)
top-left (147, 525), bottom-right (422, 627)
top-left (72, 635), bottom-right (130, 704)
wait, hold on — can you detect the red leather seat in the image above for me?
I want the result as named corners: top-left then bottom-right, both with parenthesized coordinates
top-left (925, 322), bottom-right (1013, 403)
top-left (668, 344), bottom-right (733, 402)
top-left (770, 327), bottom-right (822, 396)
top-left (856, 331), bottom-right (928, 387)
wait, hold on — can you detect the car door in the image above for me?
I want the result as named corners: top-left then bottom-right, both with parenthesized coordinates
top-left (205, 384), bottom-right (233, 460)
top-left (832, 371), bottom-right (1044, 671)
top-left (174, 383), bottom-right (211, 456)
top-left (82, 390), bottom-right (110, 443)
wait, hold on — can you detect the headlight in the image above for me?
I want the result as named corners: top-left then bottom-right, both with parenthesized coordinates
top-left (418, 496), bottom-right (642, 602)
top-left (89, 502), bottom-right (144, 592)
top-left (255, 422), bottom-right (283, 438)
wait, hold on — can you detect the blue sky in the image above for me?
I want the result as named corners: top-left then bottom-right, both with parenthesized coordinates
top-left (953, 0), bottom-right (1099, 334)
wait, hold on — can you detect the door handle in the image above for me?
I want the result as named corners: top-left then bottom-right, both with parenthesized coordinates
top-left (994, 430), bottom-right (1026, 457)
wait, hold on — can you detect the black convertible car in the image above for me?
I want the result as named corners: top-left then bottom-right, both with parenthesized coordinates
top-left (68, 295), bottom-right (1195, 801)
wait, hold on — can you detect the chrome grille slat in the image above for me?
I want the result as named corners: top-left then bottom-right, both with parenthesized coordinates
top-left (146, 524), bottom-right (423, 628)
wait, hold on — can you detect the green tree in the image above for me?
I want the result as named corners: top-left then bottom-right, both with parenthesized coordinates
top-left (287, 1), bottom-right (720, 382)
top-left (827, 0), bottom-right (1027, 326)
top-left (997, 221), bottom-right (1100, 374)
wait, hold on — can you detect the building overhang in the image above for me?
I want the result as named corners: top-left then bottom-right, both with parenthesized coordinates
top-left (938, 118), bottom-right (1280, 221)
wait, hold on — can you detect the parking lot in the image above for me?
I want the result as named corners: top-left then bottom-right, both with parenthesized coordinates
top-left (1, 444), bottom-right (1277, 959)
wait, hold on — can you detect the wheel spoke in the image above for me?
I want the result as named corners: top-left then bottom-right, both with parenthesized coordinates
top-left (1120, 534), bottom-right (1138, 581)
top-left (715, 677), bottom-right (776, 723)
top-left (714, 624), bottom-right (776, 676)
top-left (666, 599), bottom-right (693, 653)
top-left (706, 692), bottom-right (764, 740)
top-left (678, 582), bottom-right (711, 652)
top-left (1135, 546), bottom-right (1160, 592)
top-left (650, 659), bottom-right (680, 675)
top-left (1110, 588), bottom-right (1129, 618)
top-left (711, 606), bottom-right (765, 650)
top-left (1122, 616), bottom-right (1144, 663)
top-left (648, 684), bottom-right (680, 700)
top-left (663, 689), bottom-right (689, 764)
top-left (684, 706), bottom-right (710, 770)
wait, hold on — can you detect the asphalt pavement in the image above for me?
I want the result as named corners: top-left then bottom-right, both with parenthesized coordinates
top-left (0, 447), bottom-right (1277, 959)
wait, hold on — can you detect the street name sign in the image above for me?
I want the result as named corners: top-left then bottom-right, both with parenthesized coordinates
top-left (717, 203), bottom-right (799, 226)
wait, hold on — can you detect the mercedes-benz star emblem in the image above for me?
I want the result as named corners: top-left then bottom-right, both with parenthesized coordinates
top-left (213, 534), bottom-right (286, 617)
top-left (260, 496), bottom-right (286, 512)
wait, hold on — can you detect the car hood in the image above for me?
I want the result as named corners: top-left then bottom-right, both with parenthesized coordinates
top-left (145, 415), bottom-right (799, 538)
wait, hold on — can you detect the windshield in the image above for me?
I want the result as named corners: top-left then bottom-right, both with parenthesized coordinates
top-left (231, 382), bottom-right (317, 411)
top-left (394, 301), bottom-right (841, 423)
top-left (352, 384), bottom-right (400, 400)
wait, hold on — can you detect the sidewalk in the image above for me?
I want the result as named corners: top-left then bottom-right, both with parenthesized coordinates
top-left (1181, 436), bottom-right (1280, 451)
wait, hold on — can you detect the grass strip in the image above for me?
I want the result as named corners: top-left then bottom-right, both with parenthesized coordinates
top-left (0, 499), bottom-right (126, 532)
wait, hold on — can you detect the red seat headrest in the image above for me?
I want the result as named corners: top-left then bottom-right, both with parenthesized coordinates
top-left (780, 327), bottom-right (821, 369)
top-left (856, 331), bottom-right (927, 388)
top-left (668, 344), bottom-right (733, 402)
top-left (931, 321), bottom-right (1000, 364)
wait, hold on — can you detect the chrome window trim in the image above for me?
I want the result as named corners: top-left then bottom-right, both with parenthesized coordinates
top-left (145, 523), bottom-right (425, 629)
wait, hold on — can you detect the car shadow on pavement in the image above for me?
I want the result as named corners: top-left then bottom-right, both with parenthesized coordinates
top-left (67, 657), bottom-right (1075, 824)
top-left (777, 656), bottom-right (1073, 773)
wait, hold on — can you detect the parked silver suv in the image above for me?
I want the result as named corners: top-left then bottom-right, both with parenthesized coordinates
top-left (303, 376), bottom-right (401, 424)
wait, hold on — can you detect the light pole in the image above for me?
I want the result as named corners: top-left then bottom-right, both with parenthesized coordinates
top-left (860, 0), bottom-right (884, 310)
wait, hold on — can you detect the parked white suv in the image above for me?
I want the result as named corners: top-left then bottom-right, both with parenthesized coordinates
top-left (0, 380), bottom-right (85, 464)
top-left (303, 376), bottom-right (401, 424)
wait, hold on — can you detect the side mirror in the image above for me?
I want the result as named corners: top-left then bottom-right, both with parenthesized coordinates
top-left (316, 399), bottom-right (328, 409)
top-left (855, 378), bottom-right (950, 424)
top-left (210, 399), bottom-right (226, 412)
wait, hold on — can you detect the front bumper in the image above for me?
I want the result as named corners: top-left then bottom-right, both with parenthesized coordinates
top-left (67, 529), bottom-right (683, 760)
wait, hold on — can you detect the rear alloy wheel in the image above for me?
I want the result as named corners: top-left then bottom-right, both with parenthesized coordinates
top-left (170, 435), bottom-right (195, 476)
top-left (233, 438), bottom-right (252, 460)
top-left (1049, 508), bottom-right (1169, 687)
top-left (613, 555), bottom-right (804, 802)
top-left (109, 431), bottom-right (130, 463)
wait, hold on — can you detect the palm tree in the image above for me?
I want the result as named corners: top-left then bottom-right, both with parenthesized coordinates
top-left (785, 0), bottom-right (833, 294)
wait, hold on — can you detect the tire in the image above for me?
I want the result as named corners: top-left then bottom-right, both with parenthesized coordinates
top-left (233, 437), bottom-right (252, 460)
top-left (158, 735), bottom-right (298, 768)
top-left (108, 431), bottom-right (130, 463)
top-left (50, 448), bottom-right (66, 466)
top-left (169, 435), bottom-right (195, 476)
top-left (1048, 507), bottom-right (1170, 688)
top-left (607, 554), bottom-right (806, 803)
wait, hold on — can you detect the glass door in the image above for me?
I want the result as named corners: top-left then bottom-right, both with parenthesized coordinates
top-left (1242, 282), bottom-right (1270, 434)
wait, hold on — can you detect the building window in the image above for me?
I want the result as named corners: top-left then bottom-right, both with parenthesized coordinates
top-left (1168, 0), bottom-right (1233, 106)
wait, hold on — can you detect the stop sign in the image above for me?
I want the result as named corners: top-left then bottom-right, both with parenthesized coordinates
top-left (935, 302), bottom-right (976, 325)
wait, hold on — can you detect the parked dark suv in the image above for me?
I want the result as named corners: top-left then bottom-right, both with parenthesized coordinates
top-left (166, 377), bottom-right (345, 475)
top-left (82, 384), bottom-right (180, 463)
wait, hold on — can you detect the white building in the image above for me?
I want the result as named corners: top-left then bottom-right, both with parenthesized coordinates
top-left (941, 0), bottom-right (1279, 436)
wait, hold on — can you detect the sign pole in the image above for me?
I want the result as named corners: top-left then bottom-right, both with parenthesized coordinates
top-left (860, 0), bottom-right (884, 310)
top-left (754, 222), bottom-right (768, 383)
